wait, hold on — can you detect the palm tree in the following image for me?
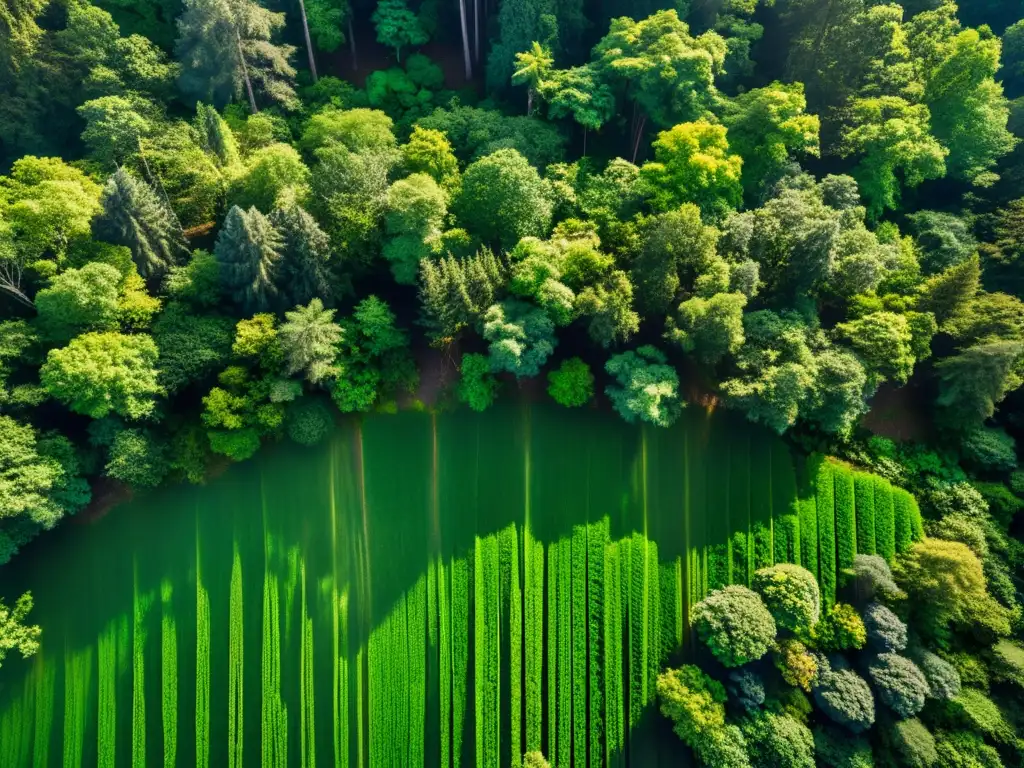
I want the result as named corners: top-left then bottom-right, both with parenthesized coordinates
top-left (512, 42), bottom-right (553, 116)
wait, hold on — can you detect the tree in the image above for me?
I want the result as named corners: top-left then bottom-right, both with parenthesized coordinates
top-left (720, 82), bottom-right (821, 203)
top-left (863, 602), bottom-right (908, 652)
top-left (77, 95), bottom-right (154, 169)
top-left (812, 667), bottom-right (876, 733)
top-left (640, 121), bottom-right (743, 220)
top-left (774, 639), bottom-right (818, 692)
top-left (906, 210), bottom-right (977, 274)
top-left (656, 665), bottom-right (728, 747)
top-left (813, 726), bottom-right (873, 768)
top-left (575, 271), bottom-right (639, 348)
top-left (914, 651), bottom-right (960, 701)
top-left (869, 654), bottom-right (930, 718)
top-left (919, 254), bottom-right (980, 326)
top-left (401, 126), bottom-right (459, 193)
top-left (835, 312), bottom-right (916, 386)
top-left (752, 563), bottom-right (821, 634)
top-left (878, 718), bottom-right (937, 768)
top-left (214, 205), bottom-right (282, 313)
top-left (454, 149), bottom-right (552, 249)
top-left (934, 341), bottom-right (1024, 433)
top-left (812, 603), bottom-right (867, 651)
top-left (522, 753), bottom-right (551, 768)
top-left (40, 332), bottom-right (162, 420)
top-left (195, 102), bottom-right (241, 167)
top-left (175, 0), bottom-right (298, 112)
top-left (482, 300), bottom-right (557, 378)
top-left (0, 593), bottom-right (40, 670)
top-left (418, 250), bottom-right (506, 345)
top-left (105, 428), bottom-right (170, 487)
top-left (547, 358), bottom-right (594, 407)
top-left (229, 143), bottom-right (311, 211)
top-left (300, 107), bottom-right (397, 154)
top-left (457, 352), bottom-right (499, 411)
top-left (742, 712), bottom-right (814, 768)
top-left (383, 173), bottom-right (446, 284)
top-left (839, 97), bottom-right (948, 218)
top-left (278, 298), bottom-right (342, 383)
top-left (372, 0), bottom-right (427, 62)
top-left (666, 292), bottom-right (746, 366)
top-left (269, 203), bottom-right (332, 308)
top-left (34, 263), bottom-right (121, 343)
top-left (692, 585), bottom-right (776, 667)
top-left (512, 42), bottom-right (553, 116)
top-left (94, 168), bottom-right (188, 281)
top-left (605, 345), bottom-right (681, 427)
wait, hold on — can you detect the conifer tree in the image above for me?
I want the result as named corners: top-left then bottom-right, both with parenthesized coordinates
top-left (175, 0), bottom-right (298, 113)
top-left (935, 341), bottom-right (1024, 433)
top-left (278, 298), bottom-right (343, 383)
top-left (195, 102), bottom-right (241, 167)
top-left (919, 254), bottom-right (980, 326)
top-left (214, 205), bottom-right (282, 313)
top-left (419, 249), bottom-right (505, 344)
top-left (93, 169), bottom-right (189, 281)
top-left (270, 204), bottom-right (332, 308)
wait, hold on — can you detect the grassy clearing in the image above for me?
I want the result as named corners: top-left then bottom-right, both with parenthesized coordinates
top-left (501, 525), bottom-right (522, 768)
top-left (587, 519), bottom-right (607, 768)
top-left (161, 580), bottom-right (177, 768)
top-left (523, 529), bottom-right (543, 755)
top-left (604, 541), bottom-right (623, 766)
top-left (571, 525), bottom-right (587, 768)
top-left (34, 659), bottom-right (56, 766)
top-left (438, 560), bottom-right (451, 768)
top-left (410, 574), bottom-right (427, 767)
top-left (474, 535), bottom-right (500, 768)
top-left (557, 537), bottom-right (572, 768)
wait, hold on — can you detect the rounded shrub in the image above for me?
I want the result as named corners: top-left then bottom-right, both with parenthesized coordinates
top-left (813, 603), bottom-right (867, 652)
top-left (912, 650), bottom-right (961, 700)
top-left (851, 554), bottom-right (903, 602)
top-left (863, 603), bottom-right (908, 652)
top-left (692, 585), bottom-right (776, 667)
top-left (774, 639), bottom-right (818, 692)
top-left (546, 357), bottom-right (594, 407)
top-left (935, 731), bottom-right (1003, 768)
top-left (813, 725), bottom-right (873, 768)
top-left (728, 669), bottom-right (765, 713)
top-left (694, 724), bottom-right (750, 768)
top-left (656, 665), bottom-right (726, 746)
top-left (961, 426), bottom-right (1017, 472)
top-left (752, 563), bottom-right (821, 634)
top-left (812, 667), bottom-right (875, 733)
top-left (105, 428), bottom-right (170, 487)
top-left (286, 398), bottom-right (334, 446)
top-left (878, 717), bottom-right (937, 768)
top-left (868, 653), bottom-right (930, 718)
top-left (742, 712), bottom-right (814, 768)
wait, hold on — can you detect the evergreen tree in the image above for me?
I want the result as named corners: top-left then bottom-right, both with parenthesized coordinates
top-left (93, 168), bottom-right (188, 282)
top-left (195, 102), bottom-right (241, 167)
top-left (935, 341), bottom-right (1024, 433)
top-left (919, 254), bottom-right (980, 326)
top-left (270, 204), bottom-right (332, 308)
top-left (214, 205), bottom-right (282, 313)
top-left (419, 250), bottom-right (505, 345)
top-left (278, 298), bottom-right (343, 383)
top-left (175, 0), bottom-right (297, 112)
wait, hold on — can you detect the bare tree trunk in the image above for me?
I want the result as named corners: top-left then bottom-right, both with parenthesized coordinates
top-left (235, 32), bottom-right (258, 113)
top-left (0, 283), bottom-right (34, 310)
top-left (473, 0), bottom-right (479, 64)
top-left (458, 0), bottom-right (472, 79)
top-left (631, 114), bottom-right (646, 163)
top-left (583, 126), bottom-right (587, 157)
top-left (526, 87), bottom-right (533, 115)
top-left (297, 0), bottom-right (318, 82)
top-left (348, 16), bottom-right (358, 70)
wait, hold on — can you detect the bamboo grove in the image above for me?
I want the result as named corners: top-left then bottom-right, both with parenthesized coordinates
top-left (0, 409), bottom-right (924, 765)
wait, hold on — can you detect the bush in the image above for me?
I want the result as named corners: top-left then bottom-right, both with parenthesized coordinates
top-left (972, 481), bottom-right (1022, 530)
top-left (457, 353), bottom-right (499, 412)
top-left (851, 555), bottom-right (903, 603)
top-left (692, 585), bottom-right (776, 667)
top-left (912, 650), bottom-right (961, 700)
top-left (864, 603), bottom-right (908, 652)
top-left (990, 639), bottom-right (1024, 688)
top-left (854, 473), bottom-right (876, 555)
top-left (816, 459), bottom-right (837, 605)
top-left (656, 665), bottom-right (726, 746)
top-left (546, 357), bottom-right (594, 407)
top-left (694, 724), bottom-right (751, 768)
top-left (285, 398), bottom-right (334, 446)
top-left (741, 712), bottom-right (814, 768)
top-left (774, 639), bottom-right (817, 691)
top-left (947, 690), bottom-right (1015, 745)
top-left (874, 476), bottom-right (895, 560)
top-left (878, 718), bottom-right (937, 768)
top-left (752, 563), bottom-right (821, 634)
top-left (812, 603), bottom-right (867, 652)
top-left (868, 653), bottom-right (930, 718)
top-left (892, 488), bottom-right (920, 554)
top-left (208, 427), bottom-right (261, 461)
top-left (934, 731), bottom-right (1003, 768)
top-left (833, 464), bottom-right (856, 571)
top-left (813, 726), bottom-right (873, 768)
top-left (926, 512), bottom-right (988, 558)
top-left (105, 428), bottom-right (169, 487)
top-left (961, 426), bottom-right (1017, 472)
top-left (812, 667), bottom-right (875, 733)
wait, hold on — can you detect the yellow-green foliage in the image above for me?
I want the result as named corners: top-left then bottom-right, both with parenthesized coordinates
top-left (572, 525), bottom-right (588, 768)
top-left (196, 569), bottom-right (210, 768)
top-left (63, 645), bottom-right (93, 768)
top-left (161, 580), bottom-right (177, 768)
top-left (228, 548), bottom-right (244, 768)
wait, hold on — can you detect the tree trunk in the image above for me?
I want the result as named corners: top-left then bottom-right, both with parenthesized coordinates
top-left (348, 16), bottom-right (358, 70)
top-left (631, 114), bottom-right (646, 164)
top-left (297, 0), bottom-right (318, 82)
top-left (526, 87), bottom-right (533, 116)
top-left (0, 283), bottom-right (34, 310)
top-left (583, 126), bottom-right (587, 157)
top-left (458, 0), bottom-right (472, 79)
top-left (235, 32), bottom-right (258, 113)
top-left (473, 0), bottom-right (479, 64)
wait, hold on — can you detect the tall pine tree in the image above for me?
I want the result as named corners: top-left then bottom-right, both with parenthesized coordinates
top-left (270, 203), bottom-right (332, 308)
top-left (214, 205), bottom-right (282, 313)
top-left (175, 0), bottom-right (298, 112)
top-left (195, 102), bottom-right (241, 167)
top-left (93, 168), bottom-right (189, 281)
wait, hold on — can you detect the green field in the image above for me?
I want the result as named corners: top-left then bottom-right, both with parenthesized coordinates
top-left (0, 406), bottom-right (920, 766)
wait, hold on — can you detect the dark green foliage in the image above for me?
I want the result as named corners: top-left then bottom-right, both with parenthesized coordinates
top-left (913, 650), bottom-right (960, 701)
top-left (813, 726), bottom-right (873, 768)
top-left (285, 398), bottom-right (333, 446)
top-left (34, 263), bottom-right (121, 343)
top-left (727, 669), bottom-right (765, 712)
top-left (742, 711), bottom-right (814, 768)
top-left (417, 249), bottom-right (505, 345)
top-left (892, 489), bottom-right (918, 555)
top-left (834, 464), bottom-right (856, 571)
top-left (877, 718), bottom-right (937, 768)
top-left (94, 169), bottom-right (188, 281)
top-left (934, 731), bottom-right (1003, 768)
top-left (416, 105), bottom-right (565, 169)
top-left (961, 427), bottom-right (1017, 472)
top-left (151, 303), bottom-right (234, 394)
top-left (691, 585), bottom-right (776, 667)
top-left (214, 206), bottom-right (282, 314)
top-left (268, 204), bottom-right (333, 308)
